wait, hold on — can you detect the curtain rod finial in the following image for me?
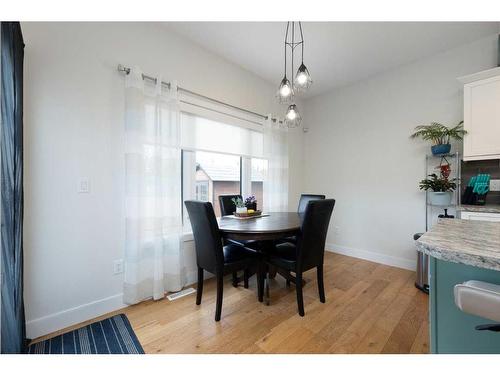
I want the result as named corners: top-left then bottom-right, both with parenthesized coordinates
top-left (117, 64), bottom-right (130, 75)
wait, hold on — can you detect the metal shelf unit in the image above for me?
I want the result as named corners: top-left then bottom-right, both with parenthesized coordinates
top-left (425, 152), bottom-right (461, 231)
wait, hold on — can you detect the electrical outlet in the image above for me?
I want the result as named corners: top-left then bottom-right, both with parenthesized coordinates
top-left (490, 179), bottom-right (500, 192)
top-left (78, 178), bottom-right (90, 193)
top-left (113, 259), bottom-right (124, 275)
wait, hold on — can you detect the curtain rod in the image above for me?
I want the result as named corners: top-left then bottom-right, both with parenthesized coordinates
top-left (117, 64), bottom-right (283, 124)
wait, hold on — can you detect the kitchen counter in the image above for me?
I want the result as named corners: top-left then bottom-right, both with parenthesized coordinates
top-left (458, 204), bottom-right (500, 214)
top-left (416, 218), bottom-right (500, 272)
top-left (416, 218), bottom-right (500, 353)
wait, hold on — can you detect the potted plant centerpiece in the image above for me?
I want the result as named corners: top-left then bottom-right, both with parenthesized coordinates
top-left (231, 197), bottom-right (247, 214)
top-left (419, 173), bottom-right (457, 206)
top-left (245, 195), bottom-right (257, 211)
top-left (410, 121), bottom-right (466, 155)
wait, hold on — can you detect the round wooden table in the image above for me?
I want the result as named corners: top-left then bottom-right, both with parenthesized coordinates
top-left (218, 212), bottom-right (301, 241)
top-left (218, 212), bottom-right (302, 304)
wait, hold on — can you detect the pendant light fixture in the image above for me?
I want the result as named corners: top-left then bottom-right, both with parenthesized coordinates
top-left (294, 23), bottom-right (313, 92)
top-left (277, 22), bottom-right (312, 128)
top-left (284, 104), bottom-right (302, 128)
top-left (276, 22), bottom-right (294, 104)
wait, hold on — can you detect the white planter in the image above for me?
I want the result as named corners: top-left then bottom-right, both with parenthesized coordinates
top-left (236, 206), bottom-right (247, 214)
top-left (429, 191), bottom-right (453, 206)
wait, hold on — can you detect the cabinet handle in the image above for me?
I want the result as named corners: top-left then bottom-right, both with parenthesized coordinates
top-left (475, 324), bottom-right (500, 332)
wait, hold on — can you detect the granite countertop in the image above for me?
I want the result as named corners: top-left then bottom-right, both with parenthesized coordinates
top-left (457, 204), bottom-right (500, 214)
top-left (416, 219), bottom-right (500, 271)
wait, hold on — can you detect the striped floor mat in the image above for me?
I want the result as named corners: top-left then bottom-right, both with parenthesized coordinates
top-left (27, 314), bottom-right (144, 354)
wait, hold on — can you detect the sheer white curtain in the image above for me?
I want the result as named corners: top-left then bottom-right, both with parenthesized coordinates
top-left (123, 67), bottom-right (185, 305)
top-left (263, 115), bottom-right (289, 212)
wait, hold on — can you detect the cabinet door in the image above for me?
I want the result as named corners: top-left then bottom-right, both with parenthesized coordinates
top-left (431, 258), bottom-right (500, 353)
top-left (464, 76), bottom-right (500, 161)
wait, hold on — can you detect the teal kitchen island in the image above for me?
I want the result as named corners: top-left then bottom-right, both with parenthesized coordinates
top-left (416, 219), bottom-right (500, 353)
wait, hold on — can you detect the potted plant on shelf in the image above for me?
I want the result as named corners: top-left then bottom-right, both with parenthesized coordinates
top-left (410, 121), bottom-right (466, 155)
top-left (231, 197), bottom-right (247, 214)
top-left (245, 195), bottom-right (257, 211)
top-left (419, 173), bottom-right (457, 206)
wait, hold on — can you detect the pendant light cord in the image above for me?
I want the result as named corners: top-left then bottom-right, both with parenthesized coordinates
top-left (284, 22), bottom-right (290, 77)
top-left (299, 22), bottom-right (304, 64)
top-left (291, 22), bottom-right (295, 79)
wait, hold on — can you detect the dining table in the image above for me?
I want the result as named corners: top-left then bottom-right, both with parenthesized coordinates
top-left (217, 212), bottom-right (302, 304)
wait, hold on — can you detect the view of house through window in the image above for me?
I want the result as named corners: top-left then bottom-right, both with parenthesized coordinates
top-left (182, 150), bottom-right (268, 219)
top-left (195, 151), bottom-right (241, 217)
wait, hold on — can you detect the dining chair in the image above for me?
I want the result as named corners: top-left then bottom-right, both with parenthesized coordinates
top-left (218, 194), bottom-right (241, 216)
top-left (218, 194), bottom-right (260, 286)
top-left (266, 199), bottom-right (336, 316)
top-left (279, 193), bottom-right (327, 247)
top-left (184, 200), bottom-right (260, 321)
top-left (297, 194), bottom-right (326, 214)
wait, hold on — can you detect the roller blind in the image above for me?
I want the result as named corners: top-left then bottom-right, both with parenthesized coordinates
top-left (180, 111), bottom-right (264, 158)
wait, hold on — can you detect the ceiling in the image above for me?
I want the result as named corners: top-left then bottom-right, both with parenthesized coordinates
top-left (166, 22), bottom-right (499, 98)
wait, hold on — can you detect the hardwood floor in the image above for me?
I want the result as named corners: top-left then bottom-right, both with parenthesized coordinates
top-left (33, 253), bottom-right (429, 354)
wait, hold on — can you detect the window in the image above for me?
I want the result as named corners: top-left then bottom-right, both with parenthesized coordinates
top-left (180, 111), bottom-right (267, 224)
top-left (195, 181), bottom-right (209, 202)
top-left (191, 150), bottom-right (241, 217)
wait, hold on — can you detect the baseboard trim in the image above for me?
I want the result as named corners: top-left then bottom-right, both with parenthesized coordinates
top-left (326, 243), bottom-right (416, 271)
top-left (26, 272), bottom-right (212, 340)
top-left (26, 293), bottom-right (126, 339)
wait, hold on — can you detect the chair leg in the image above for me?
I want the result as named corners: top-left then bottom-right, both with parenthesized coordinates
top-left (232, 271), bottom-right (238, 287)
top-left (257, 265), bottom-right (264, 302)
top-left (215, 273), bottom-right (224, 321)
top-left (317, 264), bottom-right (326, 303)
top-left (244, 269), bottom-right (249, 289)
top-left (296, 272), bottom-right (305, 316)
top-left (196, 267), bottom-right (203, 305)
top-left (265, 272), bottom-right (271, 305)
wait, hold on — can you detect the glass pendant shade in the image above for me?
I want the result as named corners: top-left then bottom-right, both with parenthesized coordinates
top-left (284, 104), bottom-right (302, 128)
top-left (276, 76), bottom-right (294, 104)
top-left (294, 63), bottom-right (312, 92)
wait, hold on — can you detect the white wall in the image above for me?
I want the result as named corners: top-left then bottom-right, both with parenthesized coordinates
top-left (303, 34), bottom-right (499, 270)
top-left (22, 22), bottom-right (304, 338)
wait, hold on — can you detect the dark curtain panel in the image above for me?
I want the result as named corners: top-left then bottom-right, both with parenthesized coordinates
top-left (1, 21), bottom-right (26, 354)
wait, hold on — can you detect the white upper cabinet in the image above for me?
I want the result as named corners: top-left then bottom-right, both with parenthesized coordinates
top-left (459, 67), bottom-right (500, 161)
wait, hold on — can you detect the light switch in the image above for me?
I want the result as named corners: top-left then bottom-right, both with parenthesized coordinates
top-left (78, 178), bottom-right (90, 193)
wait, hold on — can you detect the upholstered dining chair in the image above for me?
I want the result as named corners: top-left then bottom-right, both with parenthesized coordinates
top-left (184, 200), bottom-right (260, 321)
top-left (218, 194), bottom-right (260, 286)
top-left (297, 193), bottom-right (326, 213)
top-left (278, 194), bottom-right (326, 247)
top-left (266, 199), bottom-right (336, 316)
top-left (218, 194), bottom-right (241, 216)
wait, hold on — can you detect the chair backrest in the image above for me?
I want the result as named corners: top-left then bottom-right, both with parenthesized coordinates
top-left (184, 200), bottom-right (224, 273)
top-left (219, 194), bottom-right (242, 216)
top-left (296, 199), bottom-right (336, 270)
top-left (297, 194), bottom-right (326, 213)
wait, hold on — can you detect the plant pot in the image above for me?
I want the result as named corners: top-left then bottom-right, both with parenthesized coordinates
top-left (245, 203), bottom-right (257, 211)
top-left (431, 144), bottom-right (451, 155)
top-left (236, 206), bottom-right (247, 214)
top-left (429, 191), bottom-right (453, 206)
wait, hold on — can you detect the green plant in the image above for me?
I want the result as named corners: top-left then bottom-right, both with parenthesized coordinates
top-left (419, 174), bottom-right (457, 192)
top-left (231, 197), bottom-right (245, 208)
top-left (410, 121), bottom-right (466, 145)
